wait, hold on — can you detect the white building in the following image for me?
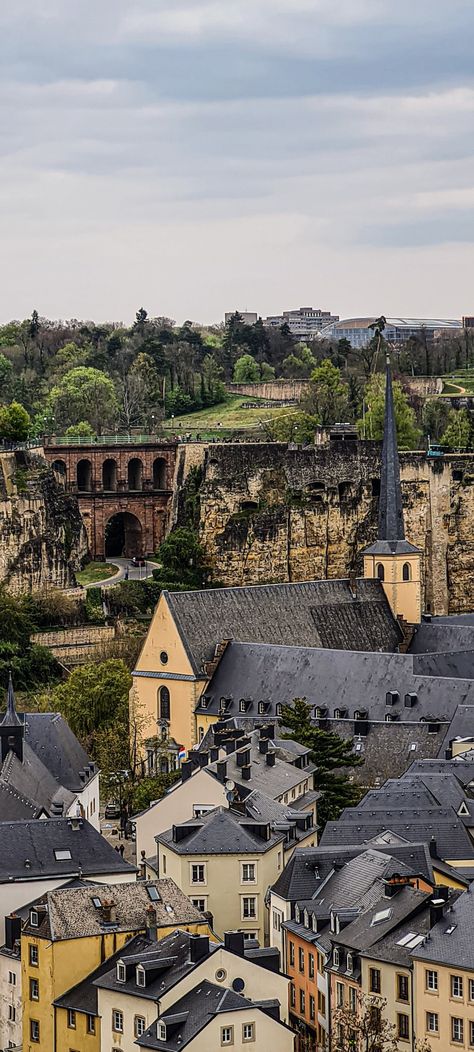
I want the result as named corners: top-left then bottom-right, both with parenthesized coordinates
top-left (264, 307), bottom-right (339, 339)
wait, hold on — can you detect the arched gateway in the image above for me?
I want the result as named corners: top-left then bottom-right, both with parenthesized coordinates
top-left (43, 437), bottom-right (177, 558)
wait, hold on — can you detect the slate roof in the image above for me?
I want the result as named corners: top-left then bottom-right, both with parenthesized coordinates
top-left (411, 888), bottom-right (474, 969)
top-left (272, 842), bottom-right (435, 902)
top-left (409, 622), bottom-right (474, 656)
top-left (330, 886), bottom-right (430, 956)
top-left (22, 880), bottom-right (202, 941)
top-left (198, 641), bottom-right (474, 724)
top-left (413, 651), bottom-right (474, 680)
top-left (407, 757), bottom-right (474, 785)
top-left (94, 928), bottom-right (217, 1001)
top-left (439, 706), bottom-right (474, 755)
top-left (0, 743), bottom-right (76, 819)
top-left (22, 712), bottom-right (96, 791)
top-left (157, 807), bottom-right (285, 855)
top-left (163, 578), bottom-right (402, 675)
top-left (355, 773), bottom-right (474, 820)
top-left (0, 818), bottom-right (136, 882)
top-left (320, 806), bottom-right (474, 860)
top-left (205, 730), bottom-right (312, 798)
top-left (137, 980), bottom-right (282, 1050)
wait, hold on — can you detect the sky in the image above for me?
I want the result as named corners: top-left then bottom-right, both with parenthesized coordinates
top-left (1, 0), bottom-right (474, 325)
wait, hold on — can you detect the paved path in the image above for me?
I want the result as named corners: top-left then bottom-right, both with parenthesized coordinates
top-left (83, 557), bottom-right (160, 589)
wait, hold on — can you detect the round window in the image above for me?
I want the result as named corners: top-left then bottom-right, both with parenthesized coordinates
top-left (215, 968), bottom-right (227, 983)
top-left (160, 651), bottom-right (168, 665)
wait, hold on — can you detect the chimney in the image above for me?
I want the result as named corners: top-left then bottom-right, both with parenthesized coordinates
top-left (266, 751), bottom-right (276, 767)
top-left (349, 570), bottom-right (357, 598)
top-left (224, 930), bottom-right (245, 957)
top-left (429, 836), bottom-right (438, 859)
top-left (197, 751), bottom-right (208, 768)
top-left (236, 748), bottom-right (251, 768)
top-left (216, 760), bottom-right (227, 783)
top-left (209, 747), bottom-right (219, 763)
top-left (146, 905), bottom-right (158, 941)
top-left (259, 725), bottom-right (275, 741)
top-left (189, 752), bottom-right (201, 770)
top-left (259, 738), bottom-right (269, 755)
top-left (224, 739), bottom-right (237, 756)
top-left (101, 900), bottom-right (116, 925)
top-left (188, 934), bottom-right (209, 963)
top-left (5, 914), bottom-right (21, 951)
top-left (181, 760), bottom-right (193, 782)
top-left (384, 881), bottom-right (404, 898)
top-left (241, 765), bottom-right (251, 781)
top-left (68, 816), bottom-right (83, 831)
top-left (430, 898), bottom-right (445, 929)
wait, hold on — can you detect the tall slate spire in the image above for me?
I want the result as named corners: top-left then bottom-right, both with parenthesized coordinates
top-left (0, 671), bottom-right (24, 763)
top-left (378, 353), bottom-right (405, 541)
top-left (0, 672), bottom-right (22, 728)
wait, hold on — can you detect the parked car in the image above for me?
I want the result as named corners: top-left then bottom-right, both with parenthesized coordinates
top-left (104, 801), bottom-right (121, 819)
top-left (131, 556), bottom-right (146, 567)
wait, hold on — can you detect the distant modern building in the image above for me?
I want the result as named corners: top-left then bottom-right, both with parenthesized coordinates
top-left (264, 307), bottom-right (339, 339)
top-left (224, 311), bottom-right (258, 326)
top-left (318, 316), bottom-right (462, 348)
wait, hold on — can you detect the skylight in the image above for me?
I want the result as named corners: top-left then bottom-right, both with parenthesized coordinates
top-left (91, 896), bottom-right (102, 909)
top-left (147, 886), bottom-right (161, 903)
top-left (54, 849), bottom-right (72, 861)
top-left (397, 932), bottom-right (417, 946)
top-left (371, 908), bottom-right (391, 925)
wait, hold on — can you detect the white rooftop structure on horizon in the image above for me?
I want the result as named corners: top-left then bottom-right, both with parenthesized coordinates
top-left (318, 316), bottom-right (462, 348)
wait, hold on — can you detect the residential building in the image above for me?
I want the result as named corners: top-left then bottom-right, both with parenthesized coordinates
top-left (0, 911), bottom-right (22, 1052)
top-left (0, 674), bottom-right (100, 826)
top-left (317, 316), bottom-right (461, 348)
top-left (412, 887), bottom-right (474, 1050)
top-left (131, 577), bottom-right (402, 753)
top-left (92, 926), bottom-right (289, 1052)
top-left (264, 307), bottom-right (339, 339)
top-left (21, 879), bottom-right (209, 1052)
top-left (135, 725), bottom-right (317, 859)
top-left (136, 979), bottom-right (295, 1052)
top-left (155, 805), bottom-right (316, 944)
top-left (0, 816), bottom-right (135, 940)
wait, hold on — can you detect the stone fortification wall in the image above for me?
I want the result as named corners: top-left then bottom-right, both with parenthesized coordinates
top-left (0, 450), bottom-right (88, 593)
top-left (176, 441), bottom-right (474, 615)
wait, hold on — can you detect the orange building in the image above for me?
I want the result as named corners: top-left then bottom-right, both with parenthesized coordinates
top-left (284, 906), bottom-right (328, 1052)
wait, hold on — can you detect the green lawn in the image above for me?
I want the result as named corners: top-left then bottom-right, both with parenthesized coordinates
top-left (161, 395), bottom-right (299, 435)
top-left (76, 561), bottom-right (119, 585)
top-left (441, 370), bottom-right (474, 395)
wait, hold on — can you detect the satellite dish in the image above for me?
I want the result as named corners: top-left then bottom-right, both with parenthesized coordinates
top-left (232, 977), bottom-right (245, 993)
top-left (225, 779), bottom-right (235, 791)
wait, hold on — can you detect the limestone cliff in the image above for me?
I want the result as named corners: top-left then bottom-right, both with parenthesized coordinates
top-left (0, 449), bottom-right (88, 594)
top-left (174, 441), bottom-right (474, 616)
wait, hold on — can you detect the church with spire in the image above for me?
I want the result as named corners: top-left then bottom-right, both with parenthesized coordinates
top-left (362, 353), bottom-right (422, 626)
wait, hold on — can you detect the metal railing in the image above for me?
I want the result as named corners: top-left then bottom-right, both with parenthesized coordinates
top-left (44, 434), bottom-right (175, 446)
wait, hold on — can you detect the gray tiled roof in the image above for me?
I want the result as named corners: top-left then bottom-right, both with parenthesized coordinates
top-left (407, 757), bottom-right (474, 785)
top-left (205, 730), bottom-right (311, 798)
top-left (22, 712), bottom-right (95, 791)
top-left (439, 705), bottom-right (474, 755)
top-left (165, 578), bottom-right (402, 675)
top-left (137, 980), bottom-right (280, 1050)
top-left (330, 886), bottom-right (430, 955)
top-left (1, 743), bottom-right (75, 819)
top-left (320, 806), bottom-right (474, 860)
top-left (413, 651), bottom-right (474, 679)
top-left (411, 888), bottom-right (474, 969)
top-left (409, 622), bottom-right (474, 656)
top-left (94, 929), bottom-right (217, 1001)
top-left (198, 641), bottom-right (474, 723)
top-left (157, 807), bottom-right (284, 855)
top-left (271, 842), bottom-right (435, 902)
top-left (0, 818), bottom-right (136, 882)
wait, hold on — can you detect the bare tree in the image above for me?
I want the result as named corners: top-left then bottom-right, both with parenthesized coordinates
top-left (333, 992), bottom-right (431, 1052)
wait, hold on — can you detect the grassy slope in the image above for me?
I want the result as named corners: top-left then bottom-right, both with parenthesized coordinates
top-left (160, 395), bottom-right (300, 433)
top-left (76, 561), bottom-right (119, 585)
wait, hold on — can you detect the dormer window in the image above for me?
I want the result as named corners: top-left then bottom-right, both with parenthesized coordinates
top-left (136, 965), bottom-right (146, 988)
top-left (295, 906), bottom-right (300, 923)
top-left (312, 914), bottom-right (317, 933)
top-left (258, 702), bottom-right (265, 714)
top-left (334, 709), bottom-right (342, 719)
top-left (116, 962), bottom-right (126, 983)
top-left (347, 952), bottom-right (354, 973)
top-left (304, 910), bottom-right (309, 928)
top-left (158, 1021), bottom-right (167, 1040)
top-left (30, 910), bottom-right (39, 927)
top-left (276, 704), bottom-right (282, 717)
top-left (314, 707), bottom-right (324, 718)
top-left (333, 947), bottom-right (340, 967)
top-left (239, 700), bottom-right (247, 713)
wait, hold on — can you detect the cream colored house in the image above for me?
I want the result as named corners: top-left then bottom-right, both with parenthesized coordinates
top-left (0, 915), bottom-right (22, 1052)
top-left (412, 888), bottom-right (474, 1050)
top-left (135, 727), bottom-right (317, 860)
top-left (95, 927), bottom-right (290, 1052)
top-left (155, 806), bottom-right (316, 945)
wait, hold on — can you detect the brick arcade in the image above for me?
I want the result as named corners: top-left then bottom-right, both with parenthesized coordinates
top-left (44, 438), bottom-right (178, 559)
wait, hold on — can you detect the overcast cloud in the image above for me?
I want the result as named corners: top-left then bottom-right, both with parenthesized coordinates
top-left (1, 0), bottom-right (474, 323)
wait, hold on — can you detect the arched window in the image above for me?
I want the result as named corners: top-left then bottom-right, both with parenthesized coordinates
top-left (159, 686), bottom-right (170, 722)
top-left (376, 563), bottom-right (385, 581)
top-left (102, 458), bottom-right (118, 491)
top-left (77, 459), bottom-right (92, 492)
top-left (402, 562), bottom-right (411, 581)
top-left (153, 458), bottom-right (167, 489)
top-left (128, 458), bottom-right (143, 490)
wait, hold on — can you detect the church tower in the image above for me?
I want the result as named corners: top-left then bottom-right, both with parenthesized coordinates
top-left (0, 672), bottom-right (24, 763)
top-left (362, 354), bottom-right (422, 625)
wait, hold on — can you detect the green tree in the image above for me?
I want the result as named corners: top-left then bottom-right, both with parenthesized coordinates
top-left (358, 373), bottom-right (421, 448)
top-left (441, 408), bottom-right (472, 450)
top-left (233, 354), bottom-right (261, 382)
top-left (0, 401), bottom-right (31, 441)
top-left (41, 659), bottom-right (131, 743)
top-left (260, 361), bottom-right (275, 380)
top-left (65, 420), bottom-right (95, 437)
top-left (422, 399), bottom-right (450, 443)
top-left (306, 359), bottom-right (349, 425)
top-left (280, 698), bottom-right (363, 826)
top-left (281, 343), bottom-right (316, 378)
top-left (201, 354), bottom-right (226, 405)
top-left (154, 527), bottom-right (208, 588)
top-left (49, 367), bottom-right (119, 434)
top-left (269, 411), bottom-right (318, 444)
top-left (0, 354), bottom-right (13, 398)
top-left (131, 770), bottom-right (181, 812)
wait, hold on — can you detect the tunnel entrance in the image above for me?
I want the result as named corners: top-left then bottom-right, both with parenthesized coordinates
top-left (105, 512), bottom-right (143, 558)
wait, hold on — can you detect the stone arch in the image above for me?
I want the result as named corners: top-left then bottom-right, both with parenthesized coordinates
top-left (77, 459), bottom-right (92, 492)
top-left (105, 511), bottom-right (143, 558)
top-left (153, 457), bottom-right (167, 489)
top-left (52, 459), bottom-right (67, 486)
top-left (102, 458), bottom-right (118, 491)
top-left (128, 458), bottom-right (143, 490)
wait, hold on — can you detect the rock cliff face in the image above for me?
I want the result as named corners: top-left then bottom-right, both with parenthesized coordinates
top-left (175, 441), bottom-right (474, 615)
top-left (0, 449), bottom-right (88, 594)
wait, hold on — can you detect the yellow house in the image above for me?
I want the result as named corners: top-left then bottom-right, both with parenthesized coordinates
top-left (132, 576), bottom-right (402, 755)
top-left (21, 879), bottom-right (210, 1052)
top-left (155, 806), bottom-right (316, 945)
top-left (412, 888), bottom-right (474, 1050)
